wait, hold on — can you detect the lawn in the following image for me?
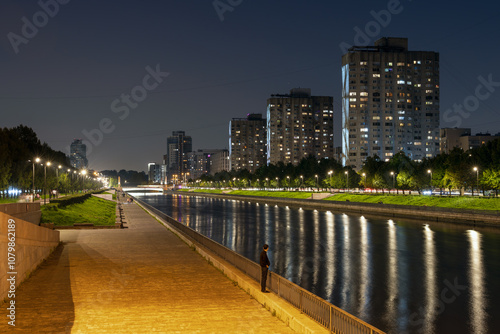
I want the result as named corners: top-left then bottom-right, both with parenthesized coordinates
top-left (324, 193), bottom-right (500, 211)
top-left (178, 189), bottom-right (224, 194)
top-left (41, 196), bottom-right (116, 226)
top-left (0, 198), bottom-right (20, 204)
top-left (228, 190), bottom-right (313, 199)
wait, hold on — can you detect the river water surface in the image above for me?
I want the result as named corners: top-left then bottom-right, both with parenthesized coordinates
top-left (133, 192), bottom-right (500, 334)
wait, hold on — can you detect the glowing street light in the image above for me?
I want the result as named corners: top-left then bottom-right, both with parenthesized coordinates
top-left (390, 171), bottom-right (395, 191)
top-left (43, 162), bottom-right (51, 205)
top-left (315, 174), bottom-right (319, 189)
top-left (345, 170), bottom-right (349, 193)
top-left (300, 175), bottom-right (303, 188)
top-left (362, 172), bottom-right (367, 188)
top-left (328, 170), bottom-right (333, 189)
top-left (32, 157), bottom-right (40, 202)
top-left (473, 167), bottom-right (479, 196)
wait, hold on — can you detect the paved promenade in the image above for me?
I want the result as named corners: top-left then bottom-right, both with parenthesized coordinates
top-left (1, 201), bottom-right (294, 333)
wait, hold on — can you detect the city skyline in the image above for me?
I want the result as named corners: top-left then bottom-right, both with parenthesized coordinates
top-left (1, 1), bottom-right (500, 171)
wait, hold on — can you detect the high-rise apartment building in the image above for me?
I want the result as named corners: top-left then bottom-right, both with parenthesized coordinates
top-left (166, 131), bottom-right (192, 184)
top-left (342, 37), bottom-right (440, 169)
top-left (266, 88), bottom-right (334, 165)
top-left (69, 139), bottom-right (88, 169)
top-left (210, 149), bottom-right (230, 175)
top-left (229, 114), bottom-right (267, 172)
top-left (147, 163), bottom-right (162, 184)
top-left (188, 149), bottom-right (227, 179)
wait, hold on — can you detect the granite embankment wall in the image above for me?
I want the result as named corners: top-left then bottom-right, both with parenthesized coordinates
top-left (0, 208), bottom-right (60, 301)
top-left (0, 203), bottom-right (41, 226)
top-left (175, 192), bottom-right (500, 227)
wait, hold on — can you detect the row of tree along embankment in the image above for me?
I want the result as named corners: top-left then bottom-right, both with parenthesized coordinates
top-left (172, 191), bottom-right (500, 227)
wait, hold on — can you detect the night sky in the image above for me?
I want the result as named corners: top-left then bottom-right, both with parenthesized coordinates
top-left (1, 0), bottom-right (499, 172)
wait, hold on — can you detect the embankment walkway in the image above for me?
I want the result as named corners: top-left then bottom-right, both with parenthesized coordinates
top-left (0, 201), bottom-right (295, 333)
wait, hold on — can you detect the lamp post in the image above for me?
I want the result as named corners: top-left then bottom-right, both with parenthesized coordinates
top-left (390, 171), bottom-right (395, 193)
top-left (56, 165), bottom-right (62, 197)
top-left (300, 175), bottom-right (303, 188)
top-left (362, 173), bottom-right (366, 189)
top-left (286, 176), bottom-right (290, 190)
top-left (345, 170), bottom-right (349, 193)
top-left (43, 162), bottom-right (51, 205)
top-left (473, 167), bottom-right (479, 196)
top-left (427, 169), bottom-right (432, 192)
top-left (276, 177), bottom-right (279, 189)
top-left (328, 170), bottom-right (333, 190)
top-left (315, 174), bottom-right (318, 190)
top-left (265, 177), bottom-right (269, 188)
top-left (32, 157), bottom-right (40, 202)
top-left (81, 170), bottom-right (87, 192)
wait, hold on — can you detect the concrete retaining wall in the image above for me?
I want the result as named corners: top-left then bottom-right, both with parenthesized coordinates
top-left (0, 203), bottom-right (41, 226)
top-left (175, 192), bottom-right (500, 227)
top-left (0, 212), bottom-right (60, 301)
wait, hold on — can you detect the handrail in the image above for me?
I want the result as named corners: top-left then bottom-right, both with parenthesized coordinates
top-left (134, 197), bottom-right (386, 334)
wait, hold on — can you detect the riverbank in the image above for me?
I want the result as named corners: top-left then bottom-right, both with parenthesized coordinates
top-left (173, 190), bottom-right (500, 227)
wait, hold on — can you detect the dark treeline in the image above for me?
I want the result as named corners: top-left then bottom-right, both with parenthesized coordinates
top-left (101, 170), bottom-right (147, 187)
top-left (194, 138), bottom-right (500, 195)
top-left (0, 125), bottom-right (70, 196)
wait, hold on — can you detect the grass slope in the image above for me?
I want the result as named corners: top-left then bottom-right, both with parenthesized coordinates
top-left (228, 190), bottom-right (313, 199)
top-left (325, 193), bottom-right (500, 211)
top-left (41, 196), bottom-right (116, 226)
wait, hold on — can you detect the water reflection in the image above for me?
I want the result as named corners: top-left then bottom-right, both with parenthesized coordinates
top-left (385, 220), bottom-right (398, 326)
top-left (468, 230), bottom-right (487, 334)
top-left (423, 224), bottom-right (437, 334)
top-left (358, 216), bottom-right (371, 320)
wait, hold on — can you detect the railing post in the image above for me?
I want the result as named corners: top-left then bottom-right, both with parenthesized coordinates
top-left (329, 306), bottom-right (333, 332)
top-left (300, 290), bottom-right (303, 312)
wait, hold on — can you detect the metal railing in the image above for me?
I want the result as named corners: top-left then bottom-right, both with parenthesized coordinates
top-left (136, 198), bottom-right (385, 334)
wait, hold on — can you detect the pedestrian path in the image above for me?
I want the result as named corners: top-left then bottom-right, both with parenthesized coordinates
top-left (0, 200), bottom-right (295, 333)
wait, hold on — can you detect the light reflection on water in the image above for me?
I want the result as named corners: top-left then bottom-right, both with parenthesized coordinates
top-left (135, 193), bottom-right (499, 334)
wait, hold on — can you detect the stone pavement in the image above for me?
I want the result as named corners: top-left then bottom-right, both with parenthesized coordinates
top-left (0, 200), bottom-right (295, 333)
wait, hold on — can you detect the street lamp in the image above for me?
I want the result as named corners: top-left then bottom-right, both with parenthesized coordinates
top-left (390, 171), bottom-right (395, 192)
top-left (362, 173), bottom-right (366, 189)
top-left (43, 162), bottom-right (51, 205)
top-left (265, 177), bottom-right (269, 188)
top-left (427, 169), bottom-right (432, 191)
top-left (276, 177), bottom-right (279, 189)
top-left (345, 170), bottom-right (349, 193)
top-left (56, 165), bottom-right (62, 197)
top-left (328, 170), bottom-right (333, 190)
top-left (315, 174), bottom-right (318, 190)
top-left (81, 170), bottom-right (87, 192)
top-left (286, 176), bottom-right (290, 190)
top-left (473, 167), bottom-right (479, 196)
top-left (300, 175), bottom-right (303, 188)
top-left (32, 157), bottom-right (40, 202)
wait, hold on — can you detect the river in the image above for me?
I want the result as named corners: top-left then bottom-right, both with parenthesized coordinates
top-left (133, 192), bottom-right (500, 334)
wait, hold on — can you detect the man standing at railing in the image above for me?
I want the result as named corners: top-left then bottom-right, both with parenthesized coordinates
top-left (260, 244), bottom-right (270, 293)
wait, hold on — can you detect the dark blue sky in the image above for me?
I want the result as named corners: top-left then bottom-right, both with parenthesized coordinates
top-left (1, 0), bottom-right (500, 171)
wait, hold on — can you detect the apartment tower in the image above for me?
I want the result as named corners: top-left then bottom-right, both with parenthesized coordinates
top-left (342, 37), bottom-right (440, 169)
top-left (166, 131), bottom-right (192, 184)
top-left (229, 114), bottom-right (267, 172)
top-left (266, 88), bottom-right (334, 165)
